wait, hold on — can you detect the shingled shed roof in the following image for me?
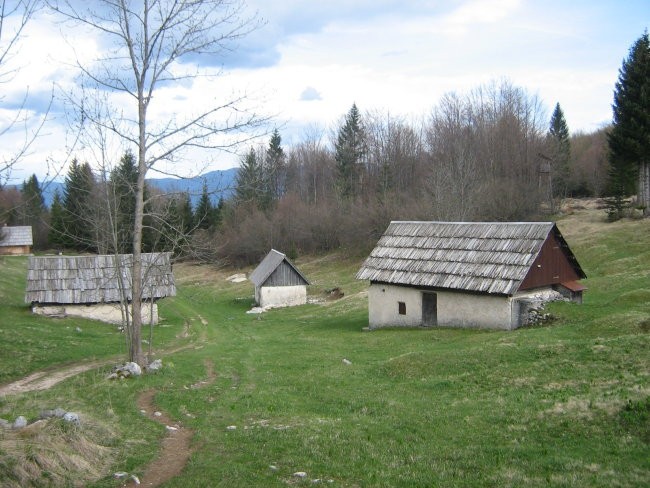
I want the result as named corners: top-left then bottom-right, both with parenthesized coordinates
top-left (356, 221), bottom-right (584, 296)
top-left (0, 226), bottom-right (33, 247)
top-left (249, 249), bottom-right (310, 287)
top-left (25, 253), bottom-right (176, 304)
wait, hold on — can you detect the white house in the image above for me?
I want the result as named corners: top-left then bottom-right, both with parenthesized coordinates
top-left (25, 253), bottom-right (176, 325)
top-left (356, 221), bottom-right (586, 330)
top-left (249, 249), bottom-right (310, 308)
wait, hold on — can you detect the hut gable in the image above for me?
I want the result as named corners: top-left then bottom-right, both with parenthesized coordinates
top-left (25, 253), bottom-right (176, 305)
top-left (0, 226), bottom-right (33, 255)
top-left (249, 249), bottom-right (309, 288)
top-left (356, 221), bottom-right (585, 296)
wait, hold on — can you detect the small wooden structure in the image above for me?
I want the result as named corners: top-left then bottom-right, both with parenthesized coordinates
top-left (25, 253), bottom-right (176, 325)
top-left (0, 225), bottom-right (33, 255)
top-left (249, 249), bottom-right (310, 308)
top-left (357, 221), bottom-right (586, 330)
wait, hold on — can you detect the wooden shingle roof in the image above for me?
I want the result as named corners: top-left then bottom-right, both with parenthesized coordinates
top-left (249, 249), bottom-right (309, 287)
top-left (25, 253), bottom-right (176, 304)
top-left (356, 221), bottom-right (581, 296)
top-left (0, 226), bottom-right (33, 247)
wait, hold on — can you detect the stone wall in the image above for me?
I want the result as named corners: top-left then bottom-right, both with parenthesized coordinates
top-left (256, 285), bottom-right (307, 308)
top-left (32, 302), bottom-right (159, 325)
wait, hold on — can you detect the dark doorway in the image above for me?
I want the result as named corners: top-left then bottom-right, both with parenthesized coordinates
top-left (422, 292), bottom-right (437, 326)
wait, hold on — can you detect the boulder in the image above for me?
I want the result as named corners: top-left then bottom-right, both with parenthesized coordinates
top-left (13, 416), bottom-right (27, 429)
top-left (147, 359), bottom-right (163, 372)
top-left (63, 412), bottom-right (80, 425)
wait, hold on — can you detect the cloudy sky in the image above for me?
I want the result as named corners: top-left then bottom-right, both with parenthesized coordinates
top-left (1, 0), bottom-right (647, 183)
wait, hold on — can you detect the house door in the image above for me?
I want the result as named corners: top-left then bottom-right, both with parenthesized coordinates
top-left (422, 292), bottom-right (437, 327)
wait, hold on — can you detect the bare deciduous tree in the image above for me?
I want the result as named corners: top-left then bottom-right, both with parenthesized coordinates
top-left (51, 0), bottom-right (267, 366)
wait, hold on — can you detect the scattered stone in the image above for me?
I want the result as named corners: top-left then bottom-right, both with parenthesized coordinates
top-left (342, 358), bottom-right (352, 365)
top-left (130, 474), bottom-right (141, 485)
top-left (165, 425), bottom-right (178, 431)
top-left (40, 407), bottom-right (67, 419)
top-left (293, 472), bottom-right (308, 479)
top-left (13, 416), bottom-right (27, 429)
top-left (246, 307), bottom-right (265, 314)
top-left (269, 465), bottom-right (278, 471)
top-left (140, 409), bottom-right (146, 414)
top-left (154, 411), bottom-right (162, 417)
top-left (226, 425), bottom-right (237, 431)
top-left (312, 479), bottom-right (322, 483)
top-left (113, 472), bottom-right (129, 479)
top-left (142, 339), bottom-right (149, 345)
top-left (75, 327), bottom-right (82, 333)
top-left (110, 361), bottom-right (143, 379)
top-left (63, 412), bottom-right (80, 425)
top-left (123, 362), bottom-right (142, 376)
top-left (147, 359), bottom-right (163, 372)
top-left (226, 273), bottom-right (247, 283)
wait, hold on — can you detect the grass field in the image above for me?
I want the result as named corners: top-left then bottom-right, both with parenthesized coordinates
top-left (0, 207), bottom-right (649, 487)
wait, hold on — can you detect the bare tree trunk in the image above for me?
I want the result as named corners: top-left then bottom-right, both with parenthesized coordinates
top-left (639, 160), bottom-right (650, 216)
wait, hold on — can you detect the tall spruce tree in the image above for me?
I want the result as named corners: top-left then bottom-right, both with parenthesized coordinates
top-left (110, 151), bottom-right (138, 253)
top-left (548, 103), bottom-right (571, 198)
top-left (194, 180), bottom-right (214, 230)
top-left (335, 103), bottom-right (367, 199)
top-left (608, 31), bottom-right (650, 217)
top-left (235, 147), bottom-right (263, 207)
top-left (266, 129), bottom-right (286, 201)
top-left (49, 189), bottom-right (66, 249)
top-left (62, 159), bottom-right (96, 250)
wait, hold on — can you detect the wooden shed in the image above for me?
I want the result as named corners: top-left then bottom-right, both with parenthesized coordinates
top-left (356, 221), bottom-right (586, 330)
top-left (249, 249), bottom-right (310, 308)
top-left (25, 253), bottom-right (176, 325)
top-left (0, 225), bottom-right (33, 255)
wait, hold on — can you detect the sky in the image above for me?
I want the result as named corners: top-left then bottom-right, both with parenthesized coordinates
top-left (1, 0), bottom-right (648, 184)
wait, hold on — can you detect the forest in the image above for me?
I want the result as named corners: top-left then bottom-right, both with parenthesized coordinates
top-left (0, 79), bottom-right (612, 265)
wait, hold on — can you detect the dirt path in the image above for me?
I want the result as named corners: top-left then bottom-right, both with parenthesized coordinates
top-left (0, 358), bottom-right (115, 396)
top-left (124, 359), bottom-right (216, 488)
top-left (0, 343), bottom-right (195, 397)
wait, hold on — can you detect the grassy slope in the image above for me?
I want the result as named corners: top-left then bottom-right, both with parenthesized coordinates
top-left (0, 208), bottom-right (648, 487)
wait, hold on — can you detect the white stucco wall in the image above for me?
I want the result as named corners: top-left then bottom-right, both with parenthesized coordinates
top-left (32, 302), bottom-right (159, 325)
top-left (257, 285), bottom-right (307, 308)
top-left (368, 283), bottom-right (518, 330)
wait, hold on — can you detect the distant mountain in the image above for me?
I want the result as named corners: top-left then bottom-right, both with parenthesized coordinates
top-left (148, 168), bottom-right (238, 206)
top-left (34, 168), bottom-right (238, 208)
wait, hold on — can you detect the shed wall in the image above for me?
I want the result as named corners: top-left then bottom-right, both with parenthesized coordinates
top-left (256, 285), bottom-right (307, 308)
top-left (368, 283), bottom-right (517, 330)
top-left (0, 245), bottom-right (30, 256)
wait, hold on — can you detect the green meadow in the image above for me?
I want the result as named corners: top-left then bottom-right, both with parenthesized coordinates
top-left (0, 207), bottom-right (648, 487)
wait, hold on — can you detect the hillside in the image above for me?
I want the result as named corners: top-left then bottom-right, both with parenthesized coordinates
top-left (0, 205), bottom-right (648, 487)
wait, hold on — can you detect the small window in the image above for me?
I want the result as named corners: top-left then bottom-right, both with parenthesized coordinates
top-left (398, 301), bottom-right (406, 315)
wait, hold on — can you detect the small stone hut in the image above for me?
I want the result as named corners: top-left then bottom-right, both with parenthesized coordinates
top-left (25, 253), bottom-right (176, 324)
top-left (0, 226), bottom-right (33, 255)
top-left (249, 249), bottom-right (310, 308)
top-left (356, 221), bottom-right (586, 330)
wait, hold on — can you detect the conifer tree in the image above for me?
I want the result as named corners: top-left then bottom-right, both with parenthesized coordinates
top-left (548, 103), bottom-right (571, 197)
top-left (110, 151), bottom-right (138, 253)
top-left (235, 147), bottom-right (264, 207)
top-left (49, 189), bottom-right (66, 249)
top-left (608, 31), bottom-right (650, 217)
top-left (335, 103), bottom-right (367, 199)
top-left (194, 180), bottom-right (214, 230)
top-left (62, 159), bottom-right (96, 250)
top-left (266, 129), bottom-right (286, 201)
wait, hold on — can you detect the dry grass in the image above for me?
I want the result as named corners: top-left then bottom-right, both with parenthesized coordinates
top-left (0, 415), bottom-right (118, 487)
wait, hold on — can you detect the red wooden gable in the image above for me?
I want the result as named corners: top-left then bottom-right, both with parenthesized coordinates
top-left (518, 228), bottom-right (585, 291)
